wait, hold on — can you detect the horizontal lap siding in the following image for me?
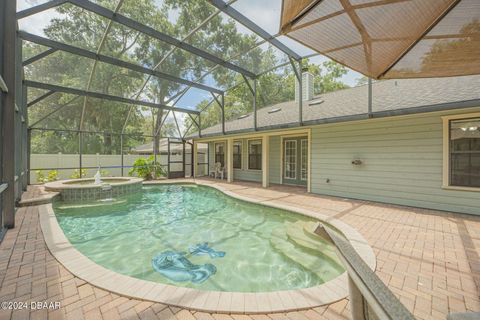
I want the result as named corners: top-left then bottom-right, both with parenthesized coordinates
top-left (311, 108), bottom-right (480, 215)
top-left (269, 136), bottom-right (281, 184)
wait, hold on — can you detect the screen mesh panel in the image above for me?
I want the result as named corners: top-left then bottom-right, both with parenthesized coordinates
top-left (281, 0), bottom-right (479, 79)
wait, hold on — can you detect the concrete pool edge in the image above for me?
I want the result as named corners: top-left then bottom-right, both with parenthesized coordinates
top-left (39, 179), bottom-right (376, 313)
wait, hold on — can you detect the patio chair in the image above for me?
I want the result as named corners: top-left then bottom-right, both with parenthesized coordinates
top-left (214, 162), bottom-right (225, 179)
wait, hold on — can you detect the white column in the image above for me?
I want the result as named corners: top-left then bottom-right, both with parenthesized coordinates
top-left (193, 141), bottom-right (198, 178)
top-left (262, 135), bottom-right (269, 188)
top-left (227, 138), bottom-right (234, 182)
top-left (307, 129), bottom-right (312, 193)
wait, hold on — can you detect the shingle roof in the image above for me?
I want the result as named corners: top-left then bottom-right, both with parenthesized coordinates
top-left (191, 75), bottom-right (480, 137)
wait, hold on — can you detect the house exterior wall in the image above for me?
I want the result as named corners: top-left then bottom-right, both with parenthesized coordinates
top-left (201, 107), bottom-right (480, 215)
top-left (310, 107), bottom-right (480, 215)
top-left (207, 137), bottom-right (281, 183)
top-left (234, 138), bottom-right (262, 182)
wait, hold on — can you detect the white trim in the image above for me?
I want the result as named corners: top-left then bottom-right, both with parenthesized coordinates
top-left (262, 135), bottom-right (269, 188)
top-left (193, 142), bottom-right (198, 177)
top-left (280, 136), bottom-right (284, 185)
top-left (307, 129), bottom-right (312, 193)
top-left (442, 185), bottom-right (480, 192)
top-left (283, 139), bottom-right (297, 180)
top-left (300, 138), bottom-right (308, 181)
top-left (197, 128), bottom-right (311, 143)
top-left (227, 138), bottom-right (234, 183)
top-left (442, 112), bottom-right (480, 191)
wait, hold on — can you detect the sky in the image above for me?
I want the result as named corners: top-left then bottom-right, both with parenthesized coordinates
top-left (18, 0), bottom-right (363, 112)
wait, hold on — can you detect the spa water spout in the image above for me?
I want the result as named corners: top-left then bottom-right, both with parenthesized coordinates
top-left (94, 167), bottom-right (102, 185)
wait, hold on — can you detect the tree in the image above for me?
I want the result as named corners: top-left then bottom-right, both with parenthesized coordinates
top-left (304, 60), bottom-right (349, 94)
top-left (27, 0), bottom-right (264, 151)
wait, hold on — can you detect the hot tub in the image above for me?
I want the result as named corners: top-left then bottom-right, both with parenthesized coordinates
top-left (44, 177), bottom-right (143, 201)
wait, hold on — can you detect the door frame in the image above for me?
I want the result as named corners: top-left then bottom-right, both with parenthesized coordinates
top-left (280, 134), bottom-right (308, 187)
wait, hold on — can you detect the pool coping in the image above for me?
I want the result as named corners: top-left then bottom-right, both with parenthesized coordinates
top-left (39, 179), bottom-right (376, 314)
top-left (44, 177), bottom-right (144, 191)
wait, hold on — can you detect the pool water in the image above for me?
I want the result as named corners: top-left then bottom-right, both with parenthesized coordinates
top-left (53, 184), bottom-right (344, 292)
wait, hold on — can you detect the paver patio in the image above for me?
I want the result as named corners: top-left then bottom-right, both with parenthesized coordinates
top-left (0, 179), bottom-right (479, 320)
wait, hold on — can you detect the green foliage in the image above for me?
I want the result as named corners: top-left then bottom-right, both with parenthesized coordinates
top-left (128, 156), bottom-right (165, 180)
top-left (35, 170), bottom-right (59, 183)
top-left (35, 170), bottom-right (46, 183)
top-left (305, 60), bottom-right (349, 94)
top-left (70, 169), bottom-right (87, 179)
top-left (47, 170), bottom-right (59, 182)
top-left (26, 0), bottom-right (351, 144)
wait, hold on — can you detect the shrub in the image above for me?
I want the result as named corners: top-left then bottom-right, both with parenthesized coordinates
top-left (70, 169), bottom-right (87, 179)
top-left (35, 170), bottom-right (46, 183)
top-left (128, 155), bottom-right (165, 180)
top-left (35, 170), bottom-right (59, 183)
top-left (47, 170), bottom-right (59, 182)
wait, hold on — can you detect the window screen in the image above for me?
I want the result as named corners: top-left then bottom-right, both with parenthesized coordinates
top-left (248, 140), bottom-right (262, 170)
top-left (450, 118), bottom-right (480, 187)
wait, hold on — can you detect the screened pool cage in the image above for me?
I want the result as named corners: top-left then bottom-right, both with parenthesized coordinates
top-left (4, 0), bottom-right (475, 232)
top-left (8, 0), bottom-right (331, 188)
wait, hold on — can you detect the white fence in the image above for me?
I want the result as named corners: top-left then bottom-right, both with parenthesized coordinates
top-left (30, 152), bottom-right (207, 183)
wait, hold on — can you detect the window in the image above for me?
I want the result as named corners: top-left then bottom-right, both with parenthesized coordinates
top-left (284, 140), bottom-right (296, 179)
top-left (215, 142), bottom-right (225, 167)
top-left (233, 141), bottom-right (242, 169)
top-left (448, 117), bottom-right (480, 187)
top-left (248, 140), bottom-right (262, 170)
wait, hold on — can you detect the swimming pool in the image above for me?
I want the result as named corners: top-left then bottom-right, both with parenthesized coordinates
top-left (53, 184), bottom-right (345, 292)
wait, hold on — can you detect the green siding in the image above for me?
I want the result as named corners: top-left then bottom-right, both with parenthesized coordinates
top-left (310, 107), bottom-right (480, 215)
top-left (269, 136), bottom-right (281, 184)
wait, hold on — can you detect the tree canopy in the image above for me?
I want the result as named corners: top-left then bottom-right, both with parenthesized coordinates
top-left (25, 0), bottom-right (350, 153)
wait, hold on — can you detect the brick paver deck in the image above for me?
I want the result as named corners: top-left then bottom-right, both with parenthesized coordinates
top-left (0, 180), bottom-right (479, 319)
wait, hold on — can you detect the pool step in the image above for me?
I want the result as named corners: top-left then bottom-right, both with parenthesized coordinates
top-left (284, 221), bottom-right (339, 263)
top-left (270, 229), bottom-right (327, 280)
